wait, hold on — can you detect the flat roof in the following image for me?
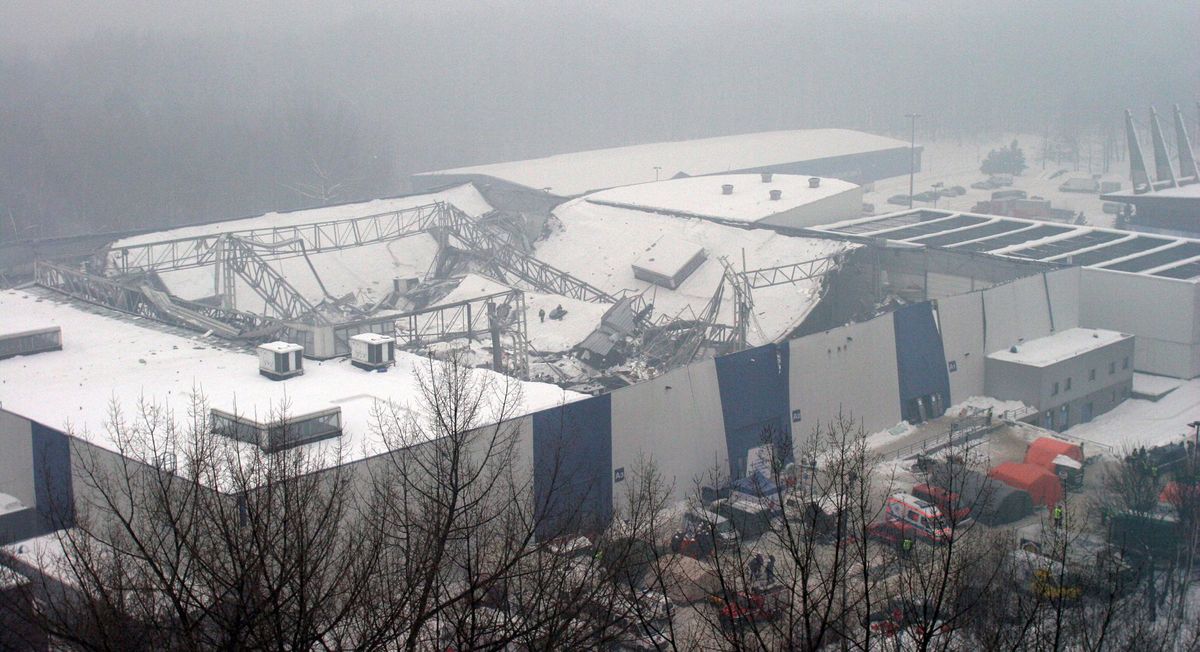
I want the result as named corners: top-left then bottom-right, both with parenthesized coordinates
top-left (536, 198), bottom-right (853, 345)
top-left (419, 129), bottom-right (909, 196)
top-left (586, 174), bottom-right (859, 225)
top-left (987, 328), bottom-right (1130, 367)
top-left (632, 238), bottom-right (706, 278)
top-left (812, 208), bottom-right (1200, 282)
top-left (0, 290), bottom-right (580, 477)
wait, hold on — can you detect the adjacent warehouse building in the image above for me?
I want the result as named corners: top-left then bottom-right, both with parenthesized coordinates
top-left (414, 129), bottom-right (917, 212)
top-left (985, 328), bottom-right (1135, 431)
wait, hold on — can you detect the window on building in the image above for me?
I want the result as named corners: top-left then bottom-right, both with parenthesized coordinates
top-left (1109, 361), bottom-right (1116, 375)
top-left (1065, 377), bottom-right (1072, 391)
top-left (1052, 381), bottom-right (1059, 396)
top-left (1089, 368), bottom-right (1096, 381)
top-left (1122, 356), bottom-right (1129, 370)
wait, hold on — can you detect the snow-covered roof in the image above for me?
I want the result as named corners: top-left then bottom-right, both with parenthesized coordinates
top-left (632, 238), bottom-right (706, 279)
top-left (438, 274), bottom-right (608, 353)
top-left (419, 129), bottom-right (909, 196)
top-left (586, 174), bottom-right (859, 225)
top-left (259, 341), bottom-right (302, 353)
top-left (536, 198), bottom-right (853, 345)
top-left (350, 333), bottom-right (393, 345)
top-left (109, 184), bottom-right (493, 313)
top-left (987, 328), bottom-right (1131, 367)
top-left (0, 290), bottom-right (581, 476)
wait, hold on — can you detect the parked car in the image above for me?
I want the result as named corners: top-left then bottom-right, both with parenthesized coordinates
top-left (717, 591), bottom-right (779, 630)
top-left (971, 180), bottom-right (996, 190)
top-left (888, 194), bottom-right (912, 205)
top-left (911, 191), bottom-right (940, 203)
top-left (940, 185), bottom-right (966, 197)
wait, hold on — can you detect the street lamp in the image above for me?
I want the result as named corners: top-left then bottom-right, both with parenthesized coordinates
top-left (654, 166), bottom-right (662, 182)
top-left (905, 113), bottom-right (921, 209)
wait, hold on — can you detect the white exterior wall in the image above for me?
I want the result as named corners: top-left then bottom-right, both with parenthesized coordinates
top-left (610, 359), bottom-right (728, 504)
top-left (757, 187), bottom-right (865, 230)
top-left (1078, 268), bottom-right (1200, 378)
top-left (937, 292), bottom-right (987, 402)
top-left (0, 410), bottom-right (35, 507)
top-left (787, 316), bottom-right (902, 443)
top-left (983, 274), bottom-right (1056, 353)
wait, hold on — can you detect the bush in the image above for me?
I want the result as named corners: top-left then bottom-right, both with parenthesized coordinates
top-left (981, 140), bottom-right (1028, 176)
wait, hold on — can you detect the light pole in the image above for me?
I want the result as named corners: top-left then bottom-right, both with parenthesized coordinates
top-left (654, 166), bottom-right (662, 182)
top-left (905, 113), bottom-right (921, 209)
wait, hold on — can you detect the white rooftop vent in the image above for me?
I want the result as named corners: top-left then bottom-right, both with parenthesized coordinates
top-left (350, 333), bottom-right (395, 371)
top-left (0, 326), bottom-right (62, 360)
top-left (721, 183), bottom-right (734, 195)
top-left (257, 341), bottom-right (304, 381)
top-left (808, 177), bottom-right (821, 188)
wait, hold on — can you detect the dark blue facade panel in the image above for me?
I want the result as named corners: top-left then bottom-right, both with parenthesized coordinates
top-left (714, 343), bottom-right (791, 480)
top-left (31, 422), bottom-right (74, 532)
top-left (531, 394), bottom-right (612, 538)
top-left (893, 302), bottom-right (952, 423)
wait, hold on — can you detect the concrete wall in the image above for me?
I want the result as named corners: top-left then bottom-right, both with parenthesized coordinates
top-left (1077, 268), bottom-right (1200, 378)
top-left (788, 316), bottom-right (902, 443)
top-left (610, 359), bottom-right (729, 504)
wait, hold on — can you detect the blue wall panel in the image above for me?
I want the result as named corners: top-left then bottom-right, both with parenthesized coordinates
top-left (893, 302), bottom-right (952, 422)
top-left (31, 422), bottom-right (74, 532)
top-left (532, 394), bottom-right (612, 538)
top-left (714, 343), bottom-right (791, 480)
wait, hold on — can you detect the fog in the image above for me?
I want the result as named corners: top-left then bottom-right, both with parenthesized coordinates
top-left (1, 1), bottom-right (1195, 238)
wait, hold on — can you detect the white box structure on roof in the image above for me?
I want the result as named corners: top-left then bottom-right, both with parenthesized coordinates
top-left (258, 341), bottom-right (304, 381)
top-left (631, 238), bottom-right (706, 289)
top-left (350, 333), bottom-right (396, 371)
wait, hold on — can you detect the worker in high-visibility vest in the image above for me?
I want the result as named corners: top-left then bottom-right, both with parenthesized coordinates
top-left (1053, 505), bottom-right (1064, 528)
top-left (902, 538), bottom-right (913, 555)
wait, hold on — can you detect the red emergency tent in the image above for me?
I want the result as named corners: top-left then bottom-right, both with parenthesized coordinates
top-left (1024, 437), bottom-right (1083, 471)
top-left (989, 462), bottom-right (1064, 507)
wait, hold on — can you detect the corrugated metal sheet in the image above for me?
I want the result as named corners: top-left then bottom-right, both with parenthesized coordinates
top-left (578, 329), bottom-right (618, 357)
top-left (601, 297), bottom-right (639, 335)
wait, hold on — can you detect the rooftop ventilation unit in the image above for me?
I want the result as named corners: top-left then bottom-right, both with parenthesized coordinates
top-left (722, 184), bottom-right (734, 195)
top-left (0, 326), bottom-right (62, 360)
top-left (769, 189), bottom-right (783, 201)
top-left (211, 406), bottom-right (341, 452)
top-left (258, 341), bottom-right (304, 380)
top-left (350, 333), bottom-right (395, 371)
top-left (809, 177), bottom-right (821, 188)
top-left (761, 172), bottom-right (773, 183)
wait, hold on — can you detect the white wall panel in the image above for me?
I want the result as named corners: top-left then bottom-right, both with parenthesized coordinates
top-left (936, 291), bottom-right (986, 402)
top-left (610, 360), bottom-right (728, 503)
top-left (788, 316), bottom-right (902, 444)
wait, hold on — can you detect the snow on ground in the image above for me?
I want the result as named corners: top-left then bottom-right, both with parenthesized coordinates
top-left (112, 184), bottom-right (493, 311)
top-left (537, 198), bottom-right (854, 345)
top-left (0, 290), bottom-right (582, 475)
top-left (1062, 377), bottom-right (1200, 452)
top-left (438, 274), bottom-right (609, 353)
top-left (585, 173), bottom-right (859, 224)
top-left (863, 135), bottom-right (1126, 229)
top-left (420, 129), bottom-right (909, 197)
top-left (864, 421), bottom-right (916, 452)
top-left (947, 396), bottom-right (1031, 417)
top-left (1133, 372), bottom-right (1182, 398)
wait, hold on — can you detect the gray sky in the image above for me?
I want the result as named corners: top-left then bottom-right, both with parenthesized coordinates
top-left (0, 1), bottom-right (1196, 235)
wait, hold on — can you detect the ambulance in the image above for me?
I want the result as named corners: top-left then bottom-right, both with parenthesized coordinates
top-left (884, 493), bottom-right (952, 543)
